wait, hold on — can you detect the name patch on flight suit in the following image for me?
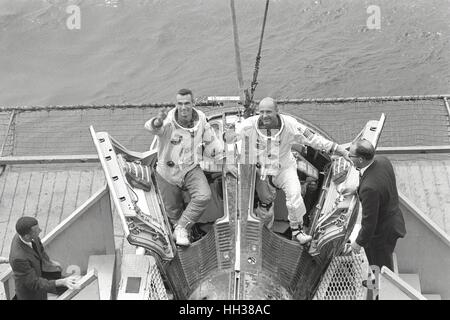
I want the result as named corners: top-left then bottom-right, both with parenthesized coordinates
top-left (299, 127), bottom-right (315, 140)
top-left (167, 129), bottom-right (198, 167)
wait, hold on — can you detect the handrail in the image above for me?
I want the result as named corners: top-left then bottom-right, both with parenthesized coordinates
top-left (57, 269), bottom-right (98, 300)
top-left (396, 192), bottom-right (450, 300)
top-left (399, 192), bottom-right (450, 248)
top-left (43, 185), bottom-right (109, 244)
top-left (0, 154), bottom-right (99, 164)
top-left (377, 145), bottom-right (450, 154)
top-left (379, 266), bottom-right (427, 300)
top-left (1, 145), bottom-right (448, 165)
top-left (276, 94), bottom-right (450, 104)
top-left (1, 94), bottom-right (450, 112)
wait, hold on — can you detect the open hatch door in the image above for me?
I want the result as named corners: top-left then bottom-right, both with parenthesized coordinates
top-left (89, 126), bottom-right (176, 261)
top-left (309, 113), bottom-right (386, 256)
top-left (351, 113), bottom-right (386, 149)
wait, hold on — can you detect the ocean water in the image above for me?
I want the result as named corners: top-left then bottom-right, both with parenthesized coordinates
top-left (0, 0), bottom-right (449, 106)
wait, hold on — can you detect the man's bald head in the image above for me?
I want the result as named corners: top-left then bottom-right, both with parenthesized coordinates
top-left (351, 139), bottom-right (375, 160)
top-left (348, 139), bottom-right (375, 169)
top-left (258, 97), bottom-right (278, 112)
top-left (258, 97), bottom-right (280, 128)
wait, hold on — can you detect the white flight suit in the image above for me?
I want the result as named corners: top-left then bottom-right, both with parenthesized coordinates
top-left (145, 108), bottom-right (224, 187)
top-left (235, 114), bottom-right (337, 228)
top-left (145, 108), bottom-right (224, 228)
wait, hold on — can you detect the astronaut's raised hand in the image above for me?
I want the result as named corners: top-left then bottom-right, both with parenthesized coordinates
top-left (153, 107), bottom-right (170, 128)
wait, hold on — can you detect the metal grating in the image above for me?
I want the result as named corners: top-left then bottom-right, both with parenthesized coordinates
top-left (314, 252), bottom-right (368, 300)
top-left (148, 261), bottom-right (169, 300)
top-left (1, 96), bottom-right (449, 157)
top-left (177, 230), bottom-right (218, 288)
top-left (215, 222), bottom-right (233, 269)
top-left (261, 227), bottom-right (302, 288)
top-left (280, 98), bottom-right (450, 146)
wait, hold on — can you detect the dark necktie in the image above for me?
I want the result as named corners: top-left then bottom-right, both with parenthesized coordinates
top-left (31, 240), bottom-right (40, 256)
top-left (357, 170), bottom-right (362, 196)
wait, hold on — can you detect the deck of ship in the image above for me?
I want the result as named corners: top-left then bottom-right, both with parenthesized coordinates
top-left (1, 97), bottom-right (449, 299)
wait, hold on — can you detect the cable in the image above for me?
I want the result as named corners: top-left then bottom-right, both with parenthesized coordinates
top-left (246, 0), bottom-right (270, 117)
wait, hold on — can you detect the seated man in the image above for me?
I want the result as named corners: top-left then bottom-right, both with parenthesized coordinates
top-left (145, 88), bottom-right (235, 246)
top-left (229, 97), bottom-right (350, 244)
top-left (9, 216), bottom-right (80, 300)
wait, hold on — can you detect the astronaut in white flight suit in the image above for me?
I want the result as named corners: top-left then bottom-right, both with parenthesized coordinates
top-left (231, 97), bottom-right (350, 244)
top-left (145, 88), bottom-right (236, 246)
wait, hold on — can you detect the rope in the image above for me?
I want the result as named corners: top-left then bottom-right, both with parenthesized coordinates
top-left (1, 95), bottom-right (449, 113)
top-left (245, 0), bottom-right (270, 118)
top-left (0, 103), bottom-right (174, 113)
top-left (229, 0), bottom-right (246, 103)
top-left (250, 0), bottom-right (270, 103)
top-left (0, 101), bottom-right (225, 113)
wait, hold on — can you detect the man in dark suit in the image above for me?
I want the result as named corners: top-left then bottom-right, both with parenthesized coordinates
top-left (9, 216), bottom-right (80, 300)
top-left (347, 139), bottom-right (406, 271)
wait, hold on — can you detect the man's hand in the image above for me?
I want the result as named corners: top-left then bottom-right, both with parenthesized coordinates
top-left (343, 241), bottom-right (352, 255)
top-left (50, 260), bottom-right (61, 268)
top-left (351, 240), bottom-right (361, 253)
top-left (343, 240), bottom-right (362, 254)
top-left (57, 275), bottom-right (82, 290)
top-left (153, 107), bottom-right (170, 128)
top-left (0, 256), bottom-right (8, 264)
top-left (224, 164), bottom-right (238, 178)
top-left (335, 144), bottom-right (352, 163)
